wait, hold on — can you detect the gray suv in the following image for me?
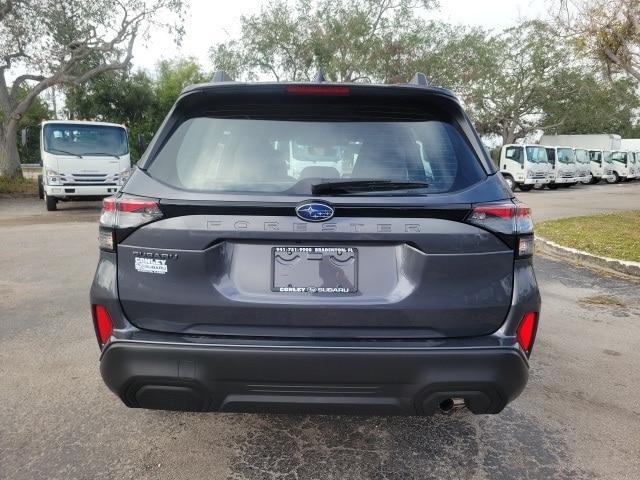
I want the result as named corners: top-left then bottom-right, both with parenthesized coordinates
top-left (90, 73), bottom-right (541, 415)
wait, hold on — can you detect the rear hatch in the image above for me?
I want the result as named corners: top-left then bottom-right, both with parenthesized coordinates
top-left (115, 83), bottom-right (517, 339)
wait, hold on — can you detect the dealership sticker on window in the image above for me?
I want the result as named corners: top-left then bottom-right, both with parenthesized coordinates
top-left (135, 257), bottom-right (168, 274)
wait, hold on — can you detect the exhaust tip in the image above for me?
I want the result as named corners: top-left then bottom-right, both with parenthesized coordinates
top-left (439, 397), bottom-right (466, 413)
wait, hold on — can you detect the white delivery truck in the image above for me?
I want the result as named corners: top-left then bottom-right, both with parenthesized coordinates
top-left (620, 140), bottom-right (640, 179)
top-left (573, 148), bottom-right (592, 183)
top-left (38, 120), bottom-right (131, 211)
top-left (540, 134), bottom-right (621, 150)
top-left (540, 134), bottom-right (621, 184)
top-left (499, 144), bottom-right (552, 191)
top-left (602, 151), bottom-right (616, 183)
top-left (610, 151), bottom-right (631, 182)
top-left (586, 150), bottom-right (606, 184)
top-left (545, 146), bottom-right (577, 189)
top-left (287, 139), bottom-right (345, 179)
top-left (627, 152), bottom-right (638, 180)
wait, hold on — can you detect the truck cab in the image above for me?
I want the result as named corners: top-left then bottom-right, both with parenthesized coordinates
top-left (573, 148), bottom-right (592, 184)
top-left (287, 139), bottom-right (346, 179)
top-left (499, 144), bottom-right (552, 191)
top-left (545, 146), bottom-right (577, 189)
top-left (40, 120), bottom-right (131, 211)
top-left (627, 152), bottom-right (638, 180)
top-left (602, 151), bottom-right (615, 183)
top-left (611, 151), bottom-right (630, 183)
top-left (587, 150), bottom-right (606, 184)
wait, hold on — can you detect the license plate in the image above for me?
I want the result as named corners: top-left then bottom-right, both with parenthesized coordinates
top-left (272, 246), bottom-right (358, 293)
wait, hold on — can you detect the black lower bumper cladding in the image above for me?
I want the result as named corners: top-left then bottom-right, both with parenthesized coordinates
top-left (100, 341), bottom-right (529, 415)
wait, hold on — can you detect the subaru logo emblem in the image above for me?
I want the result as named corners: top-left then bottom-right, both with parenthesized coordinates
top-left (295, 202), bottom-right (334, 222)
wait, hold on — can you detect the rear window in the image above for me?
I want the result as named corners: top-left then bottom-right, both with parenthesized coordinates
top-left (147, 113), bottom-right (485, 195)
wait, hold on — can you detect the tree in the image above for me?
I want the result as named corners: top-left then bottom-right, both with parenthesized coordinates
top-left (0, 0), bottom-right (184, 178)
top-left (3, 84), bottom-right (51, 163)
top-left (465, 21), bottom-right (566, 144)
top-left (210, 0), bottom-right (437, 83)
top-left (64, 58), bottom-right (208, 160)
top-left (555, 0), bottom-right (640, 82)
top-left (540, 70), bottom-right (640, 136)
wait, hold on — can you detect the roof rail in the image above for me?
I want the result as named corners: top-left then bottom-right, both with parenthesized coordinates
top-left (211, 70), bottom-right (234, 82)
top-left (314, 70), bottom-right (327, 82)
top-left (410, 72), bottom-right (429, 87)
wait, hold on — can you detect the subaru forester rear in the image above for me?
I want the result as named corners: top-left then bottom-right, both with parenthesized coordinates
top-left (90, 74), bottom-right (541, 415)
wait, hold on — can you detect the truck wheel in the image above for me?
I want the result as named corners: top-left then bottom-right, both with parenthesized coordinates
top-left (503, 175), bottom-right (516, 191)
top-left (37, 175), bottom-right (44, 199)
top-left (519, 184), bottom-right (534, 192)
top-left (613, 172), bottom-right (621, 183)
top-left (547, 183), bottom-right (558, 190)
top-left (590, 177), bottom-right (600, 185)
top-left (45, 193), bottom-right (57, 211)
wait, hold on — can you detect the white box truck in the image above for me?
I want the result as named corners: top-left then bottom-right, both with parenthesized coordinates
top-left (544, 146), bottom-right (577, 188)
top-left (610, 151), bottom-right (632, 182)
top-left (539, 134), bottom-right (621, 150)
top-left (38, 120), bottom-right (132, 211)
top-left (499, 144), bottom-right (552, 191)
top-left (540, 134), bottom-right (621, 184)
top-left (620, 140), bottom-right (640, 179)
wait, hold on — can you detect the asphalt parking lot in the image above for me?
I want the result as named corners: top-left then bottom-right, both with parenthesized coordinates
top-left (1, 183), bottom-right (639, 480)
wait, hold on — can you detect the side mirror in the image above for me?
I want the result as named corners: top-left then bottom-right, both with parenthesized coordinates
top-left (20, 128), bottom-right (28, 147)
top-left (137, 133), bottom-right (147, 154)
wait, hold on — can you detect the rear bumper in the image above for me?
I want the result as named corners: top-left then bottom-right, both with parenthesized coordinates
top-left (100, 340), bottom-right (529, 415)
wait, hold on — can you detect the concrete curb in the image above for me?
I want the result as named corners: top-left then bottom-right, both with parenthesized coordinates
top-left (536, 236), bottom-right (640, 277)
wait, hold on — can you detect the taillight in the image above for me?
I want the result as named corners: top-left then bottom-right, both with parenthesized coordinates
top-left (99, 195), bottom-right (163, 251)
top-left (467, 201), bottom-right (534, 258)
top-left (517, 312), bottom-right (538, 356)
top-left (92, 304), bottom-right (113, 346)
top-left (285, 85), bottom-right (351, 96)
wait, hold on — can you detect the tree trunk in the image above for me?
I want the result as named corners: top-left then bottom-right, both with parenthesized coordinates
top-left (0, 122), bottom-right (23, 178)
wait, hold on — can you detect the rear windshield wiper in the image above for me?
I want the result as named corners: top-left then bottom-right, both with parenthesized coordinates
top-left (311, 179), bottom-right (429, 195)
top-left (47, 148), bottom-right (83, 158)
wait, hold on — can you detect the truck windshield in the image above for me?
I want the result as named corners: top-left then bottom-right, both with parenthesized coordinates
top-left (43, 124), bottom-right (129, 157)
top-left (603, 152), bottom-right (613, 163)
top-left (525, 146), bottom-right (548, 163)
top-left (557, 148), bottom-right (575, 164)
top-left (291, 142), bottom-right (343, 164)
top-left (574, 149), bottom-right (589, 164)
top-left (588, 151), bottom-right (602, 164)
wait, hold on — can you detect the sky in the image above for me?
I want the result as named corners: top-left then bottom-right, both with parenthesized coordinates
top-left (132, 0), bottom-right (549, 73)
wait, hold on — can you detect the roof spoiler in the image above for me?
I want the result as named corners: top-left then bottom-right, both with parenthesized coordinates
top-left (410, 72), bottom-right (429, 87)
top-left (211, 70), bottom-right (234, 82)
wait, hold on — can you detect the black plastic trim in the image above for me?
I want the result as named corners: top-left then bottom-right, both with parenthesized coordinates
top-left (100, 340), bottom-right (529, 415)
top-left (158, 199), bottom-right (471, 221)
